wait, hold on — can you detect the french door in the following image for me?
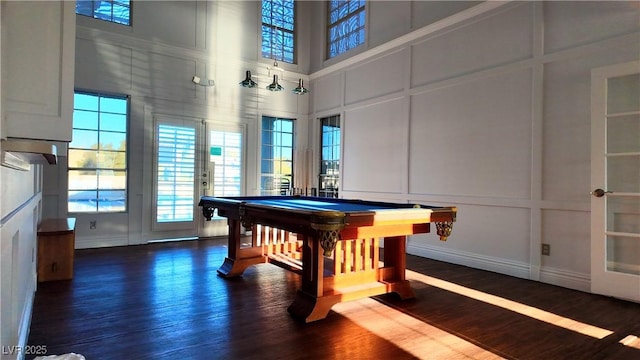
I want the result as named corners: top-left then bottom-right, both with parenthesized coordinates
top-left (590, 60), bottom-right (640, 302)
top-left (198, 123), bottom-right (245, 238)
top-left (152, 116), bottom-right (203, 234)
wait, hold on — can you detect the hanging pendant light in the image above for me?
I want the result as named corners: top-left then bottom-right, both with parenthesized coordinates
top-left (240, 70), bottom-right (257, 88)
top-left (292, 78), bottom-right (309, 95)
top-left (266, 74), bottom-right (283, 92)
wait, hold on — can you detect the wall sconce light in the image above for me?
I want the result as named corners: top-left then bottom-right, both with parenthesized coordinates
top-left (240, 70), bottom-right (258, 88)
top-left (192, 75), bottom-right (215, 87)
top-left (266, 74), bottom-right (283, 92)
top-left (292, 78), bottom-right (309, 95)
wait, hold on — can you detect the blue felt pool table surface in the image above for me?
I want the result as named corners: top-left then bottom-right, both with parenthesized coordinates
top-left (201, 195), bottom-right (438, 213)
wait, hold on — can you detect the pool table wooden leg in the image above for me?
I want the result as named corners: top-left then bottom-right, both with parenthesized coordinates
top-left (288, 290), bottom-right (343, 323)
top-left (288, 233), bottom-right (416, 322)
top-left (217, 218), bottom-right (265, 278)
top-left (288, 233), bottom-right (335, 322)
top-left (380, 235), bottom-right (415, 299)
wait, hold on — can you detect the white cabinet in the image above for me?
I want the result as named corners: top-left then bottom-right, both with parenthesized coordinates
top-left (2, 1), bottom-right (75, 142)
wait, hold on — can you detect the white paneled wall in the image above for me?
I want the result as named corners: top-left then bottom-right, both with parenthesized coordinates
top-left (313, 73), bottom-right (344, 113)
top-left (410, 3), bottom-right (533, 87)
top-left (409, 69), bottom-right (532, 198)
top-left (0, 168), bottom-right (40, 358)
top-left (343, 98), bottom-right (407, 194)
top-left (345, 49), bottom-right (406, 105)
top-left (311, 1), bottom-right (640, 292)
top-left (75, 39), bottom-right (134, 92)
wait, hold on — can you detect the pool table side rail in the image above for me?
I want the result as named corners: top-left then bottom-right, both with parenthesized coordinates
top-left (198, 196), bottom-right (457, 225)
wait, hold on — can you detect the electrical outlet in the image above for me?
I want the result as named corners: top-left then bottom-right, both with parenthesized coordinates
top-left (541, 243), bottom-right (550, 256)
top-left (90, 220), bottom-right (97, 229)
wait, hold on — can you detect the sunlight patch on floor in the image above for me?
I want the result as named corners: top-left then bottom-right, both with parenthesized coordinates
top-left (332, 297), bottom-right (506, 359)
top-left (619, 335), bottom-right (640, 349)
top-left (406, 270), bottom-right (614, 339)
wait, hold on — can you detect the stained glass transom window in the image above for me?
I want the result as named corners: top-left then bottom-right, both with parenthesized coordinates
top-left (327, 0), bottom-right (366, 58)
top-left (76, 0), bottom-right (131, 26)
top-left (262, 0), bottom-right (295, 64)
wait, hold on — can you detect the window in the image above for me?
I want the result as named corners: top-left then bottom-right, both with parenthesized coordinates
top-left (327, 0), bottom-right (366, 59)
top-left (261, 116), bottom-right (294, 195)
top-left (76, 0), bottom-right (131, 25)
top-left (262, 0), bottom-right (295, 64)
top-left (68, 92), bottom-right (128, 213)
top-left (156, 124), bottom-right (196, 223)
top-left (319, 116), bottom-right (340, 198)
top-left (210, 129), bottom-right (243, 197)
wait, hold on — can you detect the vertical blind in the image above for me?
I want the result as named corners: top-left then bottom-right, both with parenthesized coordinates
top-left (156, 124), bottom-right (196, 223)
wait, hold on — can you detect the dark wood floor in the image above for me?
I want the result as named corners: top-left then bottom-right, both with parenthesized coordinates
top-left (28, 238), bottom-right (640, 360)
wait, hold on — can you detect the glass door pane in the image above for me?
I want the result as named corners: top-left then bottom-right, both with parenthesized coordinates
top-left (210, 130), bottom-right (243, 197)
top-left (155, 124), bottom-right (196, 223)
top-left (604, 73), bottom-right (640, 276)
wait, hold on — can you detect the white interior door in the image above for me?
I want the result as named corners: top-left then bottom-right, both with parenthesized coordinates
top-left (590, 60), bottom-right (640, 302)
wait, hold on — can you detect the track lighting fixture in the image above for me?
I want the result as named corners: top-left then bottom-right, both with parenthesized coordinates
top-left (292, 78), bottom-right (309, 95)
top-left (239, 70), bottom-right (257, 88)
top-left (266, 74), bottom-right (283, 92)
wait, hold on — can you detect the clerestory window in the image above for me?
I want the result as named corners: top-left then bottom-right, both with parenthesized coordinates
top-left (262, 0), bottom-right (296, 64)
top-left (76, 0), bottom-right (131, 26)
top-left (327, 0), bottom-right (366, 59)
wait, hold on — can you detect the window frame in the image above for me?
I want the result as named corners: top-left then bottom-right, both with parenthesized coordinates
top-left (68, 91), bottom-right (129, 214)
top-left (319, 115), bottom-right (341, 198)
top-left (260, 116), bottom-right (296, 196)
top-left (75, 0), bottom-right (132, 26)
top-left (326, 0), bottom-right (367, 59)
top-left (261, 0), bottom-right (296, 64)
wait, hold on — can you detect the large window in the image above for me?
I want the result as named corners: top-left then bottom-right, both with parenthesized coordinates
top-left (262, 0), bottom-right (295, 64)
top-left (327, 0), bottom-right (366, 59)
top-left (68, 92), bottom-right (128, 213)
top-left (261, 116), bottom-right (294, 195)
top-left (156, 124), bottom-right (196, 223)
top-left (76, 0), bottom-right (131, 26)
top-left (319, 116), bottom-right (340, 198)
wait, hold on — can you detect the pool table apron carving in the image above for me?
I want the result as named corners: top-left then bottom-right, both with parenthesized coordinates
top-left (199, 196), bottom-right (457, 323)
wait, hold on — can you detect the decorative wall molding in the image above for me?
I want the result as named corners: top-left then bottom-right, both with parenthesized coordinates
top-left (311, 1), bottom-right (512, 80)
top-left (408, 243), bottom-right (532, 280)
top-left (408, 243), bottom-right (591, 292)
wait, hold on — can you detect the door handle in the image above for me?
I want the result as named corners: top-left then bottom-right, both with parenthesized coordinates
top-left (591, 188), bottom-right (612, 197)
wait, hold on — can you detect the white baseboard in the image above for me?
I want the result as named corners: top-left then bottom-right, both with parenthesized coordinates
top-left (540, 266), bottom-right (590, 293)
top-left (407, 244), bottom-right (590, 293)
top-left (75, 235), bottom-right (129, 249)
top-left (408, 244), bottom-right (531, 279)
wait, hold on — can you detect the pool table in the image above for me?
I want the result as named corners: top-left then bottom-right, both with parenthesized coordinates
top-left (198, 195), bottom-right (457, 322)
